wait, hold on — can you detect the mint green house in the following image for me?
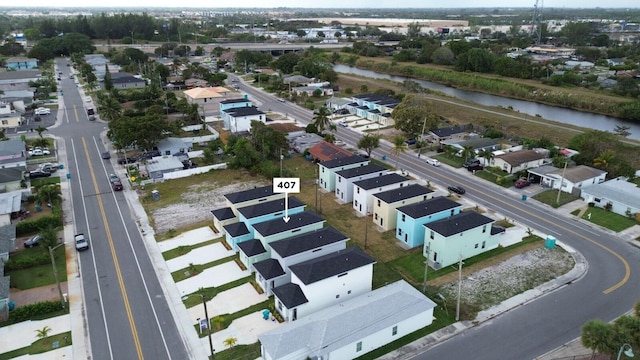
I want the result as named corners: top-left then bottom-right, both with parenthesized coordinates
top-left (318, 155), bottom-right (369, 192)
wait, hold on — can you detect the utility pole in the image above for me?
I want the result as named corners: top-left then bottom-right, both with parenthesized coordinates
top-left (49, 243), bottom-right (67, 309)
top-left (556, 160), bottom-right (568, 205)
top-left (423, 243), bottom-right (430, 293)
top-left (455, 254), bottom-right (463, 321)
top-left (280, 149), bottom-right (284, 177)
top-left (364, 214), bottom-right (369, 250)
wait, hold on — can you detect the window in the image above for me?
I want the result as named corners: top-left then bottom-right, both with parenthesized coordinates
top-left (398, 228), bottom-right (403, 236)
top-left (430, 231), bottom-right (434, 240)
top-left (377, 199), bottom-right (381, 207)
top-left (1, 120), bottom-right (7, 125)
top-left (355, 200), bottom-right (358, 206)
top-left (336, 294), bottom-right (340, 299)
top-left (338, 177), bottom-right (341, 183)
top-left (322, 167), bottom-right (325, 173)
top-left (482, 225), bottom-right (487, 233)
top-left (482, 241), bottom-right (486, 249)
top-left (357, 188), bottom-right (360, 194)
top-left (474, 243), bottom-right (478, 249)
top-left (402, 214), bottom-right (405, 222)
top-left (392, 326), bottom-right (398, 336)
top-left (356, 342), bottom-right (362, 352)
top-left (277, 301), bottom-right (282, 311)
top-left (348, 290), bottom-right (351, 294)
top-left (374, 213), bottom-right (378, 220)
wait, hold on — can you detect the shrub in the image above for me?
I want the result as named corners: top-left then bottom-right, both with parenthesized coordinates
top-left (3, 252), bottom-right (50, 271)
top-left (9, 301), bottom-right (63, 322)
top-left (16, 209), bottom-right (62, 236)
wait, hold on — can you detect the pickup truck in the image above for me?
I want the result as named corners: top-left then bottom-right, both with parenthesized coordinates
top-left (74, 233), bottom-right (89, 251)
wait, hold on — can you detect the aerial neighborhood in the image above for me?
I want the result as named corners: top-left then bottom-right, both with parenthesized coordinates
top-left (0, 5), bottom-right (639, 360)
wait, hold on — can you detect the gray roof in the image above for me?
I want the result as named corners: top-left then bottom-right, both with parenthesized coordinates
top-left (289, 246), bottom-right (375, 285)
top-left (210, 207), bottom-right (235, 221)
top-left (253, 258), bottom-right (286, 280)
top-left (320, 155), bottom-right (368, 169)
top-left (156, 137), bottom-right (189, 151)
top-left (430, 126), bottom-right (466, 138)
top-left (528, 164), bottom-right (559, 176)
top-left (223, 222), bottom-right (249, 237)
top-left (111, 75), bottom-right (145, 85)
top-left (548, 165), bottom-right (606, 183)
top-left (335, 164), bottom-right (387, 179)
top-left (272, 282), bottom-right (308, 308)
top-left (224, 106), bottom-right (264, 117)
top-left (283, 75), bottom-right (311, 84)
top-left (0, 224), bottom-right (16, 254)
top-left (581, 177), bottom-right (640, 208)
top-left (237, 239), bottom-right (266, 257)
top-left (0, 167), bottom-right (25, 183)
top-left (495, 149), bottom-right (546, 165)
top-left (252, 211), bottom-right (325, 238)
top-left (220, 98), bottom-right (250, 104)
top-left (425, 211), bottom-right (494, 237)
top-left (453, 137), bottom-right (500, 150)
top-left (397, 197), bottom-right (462, 219)
top-left (224, 185), bottom-right (274, 204)
top-left (0, 70), bottom-right (40, 81)
top-left (270, 226), bottom-right (348, 258)
top-left (353, 173), bottom-right (408, 190)
top-left (0, 138), bottom-right (26, 157)
top-left (0, 192), bottom-right (22, 215)
top-left (237, 196), bottom-right (305, 220)
top-left (0, 274), bottom-right (9, 301)
top-left (146, 156), bottom-right (184, 173)
top-left (372, 184), bottom-right (432, 204)
top-left (259, 280), bottom-right (436, 359)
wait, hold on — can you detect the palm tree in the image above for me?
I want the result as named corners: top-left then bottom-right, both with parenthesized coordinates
top-left (223, 336), bottom-right (238, 349)
top-left (479, 148), bottom-right (495, 167)
top-left (391, 135), bottom-right (408, 168)
top-left (36, 184), bottom-right (62, 209)
top-left (35, 326), bottom-right (52, 341)
top-left (98, 95), bottom-right (122, 122)
top-left (323, 133), bottom-right (336, 143)
top-left (461, 145), bottom-right (476, 161)
top-left (593, 150), bottom-right (615, 171)
top-left (312, 106), bottom-right (332, 134)
top-left (34, 125), bottom-right (48, 139)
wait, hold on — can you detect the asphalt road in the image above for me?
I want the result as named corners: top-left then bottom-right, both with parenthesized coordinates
top-left (50, 59), bottom-right (190, 360)
top-left (235, 78), bottom-right (640, 359)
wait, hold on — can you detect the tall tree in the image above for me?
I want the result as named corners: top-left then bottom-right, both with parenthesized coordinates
top-left (103, 65), bottom-right (113, 90)
top-left (357, 134), bottom-right (380, 158)
top-left (581, 319), bottom-right (615, 359)
top-left (391, 135), bottom-right (408, 168)
top-left (312, 106), bottom-right (332, 133)
top-left (392, 94), bottom-right (439, 137)
top-left (98, 95), bottom-right (122, 122)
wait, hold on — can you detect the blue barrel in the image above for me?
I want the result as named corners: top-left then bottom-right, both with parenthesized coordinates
top-left (545, 235), bottom-right (556, 249)
top-left (58, 164), bottom-right (64, 169)
top-left (522, 194), bottom-right (527, 201)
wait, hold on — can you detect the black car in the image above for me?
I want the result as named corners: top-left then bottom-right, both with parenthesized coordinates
top-left (463, 159), bottom-right (481, 168)
top-left (102, 151), bottom-right (111, 159)
top-left (24, 234), bottom-right (41, 248)
top-left (448, 185), bottom-right (466, 195)
top-left (29, 170), bottom-right (52, 178)
top-left (466, 164), bottom-right (484, 172)
top-left (117, 157), bottom-right (136, 165)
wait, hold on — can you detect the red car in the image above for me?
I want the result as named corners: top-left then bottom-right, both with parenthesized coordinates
top-left (515, 178), bottom-right (531, 188)
top-left (112, 181), bottom-right (123, 191)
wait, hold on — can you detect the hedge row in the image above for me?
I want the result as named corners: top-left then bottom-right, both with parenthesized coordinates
top-left (16, 209), bottom-right (62, 237)
top-left (3, 251), bottom-right (50, 271)
top-left (9, 300), bottom-right (63, 323)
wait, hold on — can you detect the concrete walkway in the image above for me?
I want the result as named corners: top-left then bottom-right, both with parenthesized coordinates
top-left (205, 311), bottom-right (281, 353)
top-left (176, 262), bottom-right (251, 296)
top-left (166, 242), bottom-right (234, 272)
top-left (187, 283), bottom-right (268, 321)
top-left (0, 315), bottom-right (71, 355)
top-left (157, 227), bottom-right (220, 253)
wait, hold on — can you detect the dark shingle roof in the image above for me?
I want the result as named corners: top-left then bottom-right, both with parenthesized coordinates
top-left (425, 211), bottom-right (493, 237)
top-left (0, 224), bottom-right (16, 254)
top-left (321, 155), bottom-right (368, 169)
top-left (273, 283), bottom-right (309, 308)
top-left (237, 239), bottom-right (267, 257)
top-left (0, 167), bottom-right (25, 183)
top-left (430, 126), bottom-right (466, 138)
top-left (237, 197), bottom-right (305, 220)
top-left (224, 185), bottom-right (274, 204)
top-left (254, 258), bottom-right (286, 280)
top-left (270, 226), bottom-right (348, 258)
top-left (353, 173), bottom-right (407, 190)
top-left (335, 164), bottom-right (386, 179)
top-left (210, 207), bottom-right (236, 221)
top-left (220, 98), bottom-right (250, 104)
top-left (397, 197), bottom-right (461, 219)
top-left (289, 247), bottom-right (375, 285)
top-left (495, 149), bottom-right (546, 166)
top-left (111, 76), bottom-right (145, 85)
top-left (223, 222), bottom-right (250, 237)
top-left (252, 211), bottom-right (325, 238)
top-left (224, 107), bottom-right (264, 117)
top-left (0, 274), bottom-right (9, 301)
top-left (372, 184), bottom-right (432, 204)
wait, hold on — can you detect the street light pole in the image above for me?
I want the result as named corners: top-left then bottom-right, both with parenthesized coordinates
top-left (49, 242), bottom-right (67, 309)
top-left (455, 254), bottom-right (463, 321)
top-left (617, 343), bottom-right (634, 360)
top-left (183, 294), bottom-right (215, 359)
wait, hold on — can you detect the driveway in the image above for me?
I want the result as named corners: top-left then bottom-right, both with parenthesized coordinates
top-left (176, 262), bottom-right (250, 296)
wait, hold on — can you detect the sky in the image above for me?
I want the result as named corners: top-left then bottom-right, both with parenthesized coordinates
top-left (16, 0), bottom-right (640, 9)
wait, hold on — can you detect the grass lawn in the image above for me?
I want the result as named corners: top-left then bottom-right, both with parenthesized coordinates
top-left (532, 189), bottom-right (581, 208)
top-left (162, 239), bottom-right (220, 261)
top-left (214, 343), bottom-right (261, 360)
top-left (30, 177), bottom-right (61, 188)
top-left (172, 254), bottom-right (237, 282)
top-left (0, 331), bottom-right (71, 360)
top-left (7, 246), bottom-right (67, 290)
top-left (182, 276), bottom-right (253, 309)
top-left (434, 153), bottom-right (464, 167)
top-left (581, 207), bottom-right (639, 232)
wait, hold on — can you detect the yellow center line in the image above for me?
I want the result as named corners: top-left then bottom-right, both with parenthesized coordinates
top-left (81, 138), bottom-right (144, 359)
top-left (73, 105), bottom-right (79, 123)
top-left (402, 155), bottom-right (630, 294)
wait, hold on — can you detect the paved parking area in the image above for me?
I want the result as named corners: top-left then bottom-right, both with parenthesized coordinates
top-left (166, 242), bottom-right (233, 272)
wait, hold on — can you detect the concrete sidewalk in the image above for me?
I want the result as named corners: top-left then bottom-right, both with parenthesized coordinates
top-left (0, 315), bottom-right (71, 355)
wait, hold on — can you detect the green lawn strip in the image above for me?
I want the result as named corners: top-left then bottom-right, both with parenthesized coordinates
top-left (532, 190), bottom-right (581, 208)
top-left (195, 299), bottom-right (272, 338)
top-left (214, 342), bottom-right (261, 360)
top-left (7, 246), bottom-right (67, 290)
top-left (30, 177), bottom-right (62, 188)
top-left (0, 331), bottom-right (72, 360)
top-left (580, 207), bottom-right (638, 232)
top-left (372, 261), bottom-right (405, 290)
top-left (433, 154), bottom-right (465, 167)
top-left (162, 239), bottom-right (221, 261)
top-left (172, 254), bottom-right (237, 282)
top-left (388, 235), bottom-right (544, 285)
top-left (156, 221), bottom-right (218, 241)
top-left (354, 306), bottom-right (456, 360)
top-left (474, 170), bottom-right (516, 188)
top-left (183, 275), bottom-right (254, 309)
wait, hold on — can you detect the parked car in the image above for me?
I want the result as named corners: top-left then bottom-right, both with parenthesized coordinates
top-left (515, 178), bottom-right (532, 188)
top-left (89, 115), bottom-right (96, 121)
top-left (102, 151), bottom-right (111, 159)
top-left (87, 108), bottom-right (95, 116)
top-left (112, 181), bottom-right (123, 191)
top-left (28, 148), bottom-right (51, 156)
top-left (463, 159), bottom-right (481, 168)
top-left (448, 185), bottom-right (466, 195)
top-left (339, 120), bottom-right (349, 127)
top-left (74, 233), bottom-right (89, 251)
top-left (117, 157), bottom-right (135, 165)
top-left (40, 163), bottom-right (58, 173)
top-left (138, 150), bottom-right (160, 160)
top-left (466, 164), bottom-right (484, 172)
top-left (28, 170), bottom-right (51, 178)
top-left (24, 234), bottom-right (41, 248)
top-left (109, 174), bottom-right (120, 183)
top-left (405, 138), bottom-right (417, 145)
top-left (334, 140), bottom-right (346, 147)
top-left (35, 107), bottom-right (51, 115)
top-left (425, 158), bottom-right (441, 167)
top-left (277, 98), bottom-right (286, 103)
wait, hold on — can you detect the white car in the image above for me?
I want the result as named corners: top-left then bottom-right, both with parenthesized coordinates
top-left (35, 108), bottom-right (51, 115)
top-left (74, 233), bottom-right (89, 251)
top-left (28, 148), bottom-right (51, 156)
top-left (425, 158), bottom-right (441, 167)
top-left (334, 140), bottom-right (346, 147)
top-left (86, 97), bottom-right (92, 103)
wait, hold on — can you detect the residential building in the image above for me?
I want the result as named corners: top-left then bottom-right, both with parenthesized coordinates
top-left (291, 84), bottom-right (334, 97)
top-left (0, 138), bottom-right (27, 168)
top-left (288, 133), bottom-right (325, 154)
top-left (145, 156), bottom-right (184, 180)
top-left (318, 155), bottom-right (370, 192)
top-left (347, 94), bottom-right (399, 127)
top-left (237, 196), bottom-right (305, 228)
top-left (0, 192), bottom-right (23, 226)
top-left (5, 57), bottom-right (38, 70)
top-left (210, 207), bottom-right (236, 235)
top-left (223, 185), bottom-right (284, 215)
top-left (0, 224), bottom-right (16, 262)
top-left (530, 165), bottom-right (607, 195)
top-left (259, 280), bottom-right (437, 360)
top-left (222, 106), bottom-right (265, 133)
top-left (254, 226), bottom-right (348, 296)
top-left (353, 173), bottom-right (411, 216)
top-left (110, 72), bottom-right (146, 89)
top-left (155, 137), bottom-right (191, 156)
top-left (442, 137), bottom-right (500, 157)
top-left (0, 167), bottom-right (26, 192)
top-left (219, 96), bottom-right (252, 113)
top-left (335, 164), bottom-right (387, 203)
top-left (183, 87), bottom-right (222, 105)
top-left (308, 141), bottom-right (352, 162)
top-left (424, 211), bottom-right (497, 269)
top-left (272, 246), bottom-right (375, 322)
top-left (0, 70), bottom-right (41, 92)
top-left (396, 197), bottom-right (462, 248)
top-left (493, 149), bottom-right (547, 174)
top-left (580, 177), bottom-right (640, 217)
top-left (427, 126), bottom-right (468, 145)
top-left (372, 184), bottom-right (433, 232)
top-left (0, 264), bottom-right (9, 322)
top-left (0, 90), bottom-right (34, 107)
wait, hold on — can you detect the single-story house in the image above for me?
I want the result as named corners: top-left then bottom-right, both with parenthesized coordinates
top-left (288, 133), bottom-right (325, 154)
top-left (0, 191), bottom-right (23, 226)
top-left (580, 177), bottom-right (640, 218)
top-left (372, 184), bottom-right (433, 232)
top-left (396, 197), bottom-right (462, 248)
top-left (283, 75), bottom-right (312, 85)
top-left (308, 141), bottom-right (352, 162)
top-left (492, 149), bottom-right (547, 174)
top-left (532, 165), bottom-right (607, 195)
top-left (428, 126), bottom-right (468, 145)
top-left (145, 156), bottom-right (185, 180)
top-left (353, 174), bottom-right (411, 216)
top-left (219, 96), bottom-right (252, 113)
top-left (443, 137), bottom-right (500, 157)
top-left (183, 87), bottom-right (223, 105)
top-left (259, 280), bottom-right (437, 360)
top-left (291, 85), bottom-right (333, 97)
top-left (0, 167), bottom-right (26, 192)
top-left (156, 137), bottom-right (191, 156)
top-left (184, 78), bottom-right (209, 88)
top-left (111, 72), bottom-right (146, 89)
top-left (0, 90), bottom-right (34, 106)
top-left (335, 164), bottom-right (388, 204)
top-left (318, 155), bottom-right (369, 192)
top-left (0, 70), bottom-right (41, 92)
top-left (5, 57), bottom-right (38, 70)
top-left (0, 264), bottom-right (9, 322)
top-left (0, 139), bottom-right (27, 168)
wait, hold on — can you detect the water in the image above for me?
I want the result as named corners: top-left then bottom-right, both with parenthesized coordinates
top-left (334, 65), bottom-right (640, 141)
